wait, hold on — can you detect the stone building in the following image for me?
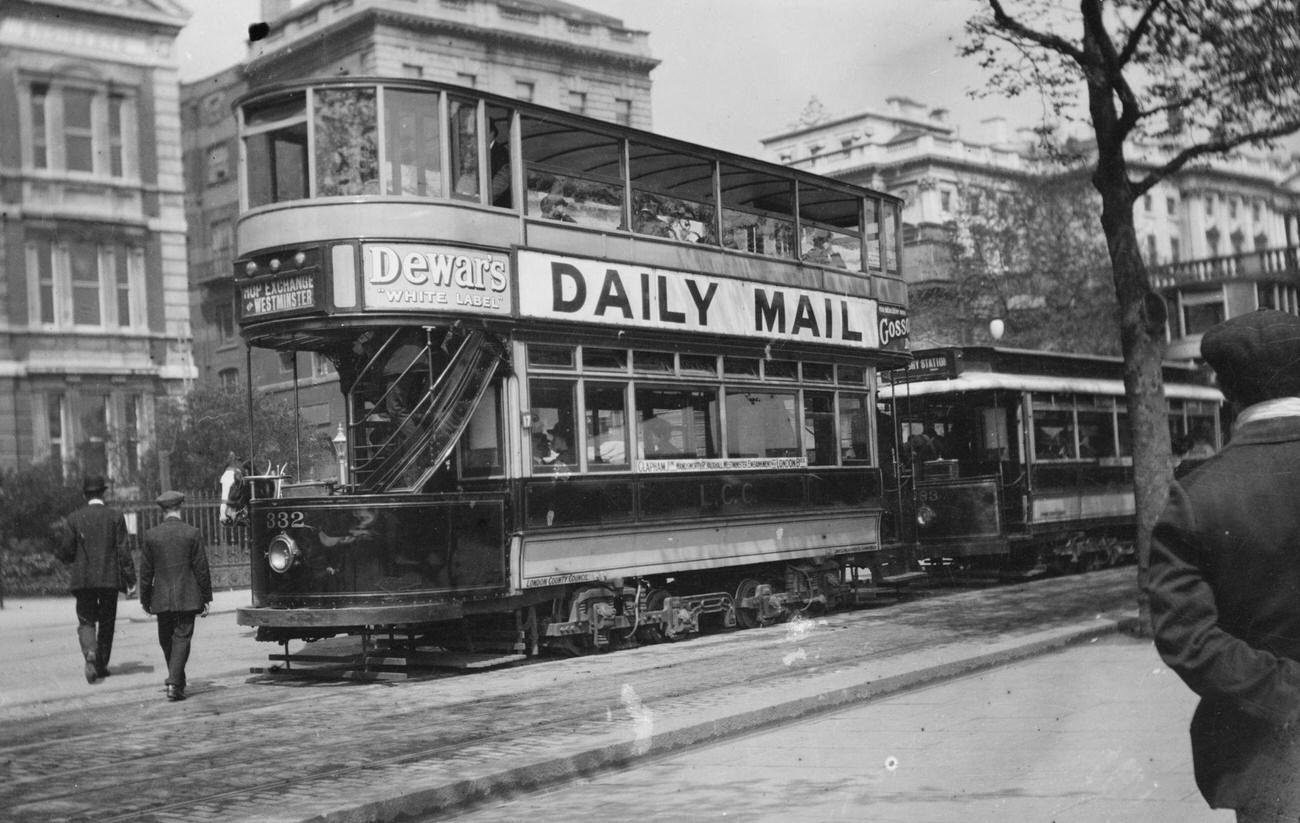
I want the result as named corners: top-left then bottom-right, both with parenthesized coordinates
top-left (762, 96), bottom-right (1300, 358)
top-left (0, 0), bottom-right (194, 488)
top-left (182, 0), bottom-right (658, 480)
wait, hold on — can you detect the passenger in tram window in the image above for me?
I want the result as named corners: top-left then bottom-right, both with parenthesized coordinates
top-left (1185, 424), bottom-right (1216, 459)
top-left (1149, 309), bottom-right (1300, 820)
top-left (634, 205), bottom-right (671, 237)
top-left (802, 231), bottom-right (834, 265)
top-left (540, 187), bottom-right (575, 222)
top-left (533, 433), bottom-right (561, 466)
top-left (489, 124), bottom-right (511, 207)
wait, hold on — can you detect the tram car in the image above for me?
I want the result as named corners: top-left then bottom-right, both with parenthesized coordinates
top-left (878, 346), bottom-right (1224, 574)
top-left (229, 77), bottom-right (923, 659)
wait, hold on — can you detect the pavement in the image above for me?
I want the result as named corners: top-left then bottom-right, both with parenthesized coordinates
top-left (0, 567), bottom-right (1220, 822)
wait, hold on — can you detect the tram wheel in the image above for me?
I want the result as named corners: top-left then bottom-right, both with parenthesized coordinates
top-left (636, 589), bottom-right (684, 644)
top-left (734, 578), bottom-right (782, 629)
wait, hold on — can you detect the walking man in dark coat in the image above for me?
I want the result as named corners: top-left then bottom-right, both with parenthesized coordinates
top-left (1148, 309), bottom-right (1300, 821)
top-left (140, 490), bottom-right (212, 701)
top-left (60, 474), bottom-right (132, 684)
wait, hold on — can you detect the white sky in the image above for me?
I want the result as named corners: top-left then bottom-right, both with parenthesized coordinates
top-left (173, 0), bottom-right (1048, 156)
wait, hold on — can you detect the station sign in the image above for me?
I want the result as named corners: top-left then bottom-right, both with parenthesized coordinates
top-left (517, 251), bottom-right (884, 350)
top-left (361, 243), bottom-right (511, 317)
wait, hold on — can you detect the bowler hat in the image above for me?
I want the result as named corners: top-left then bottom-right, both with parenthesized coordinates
top-left (156, 490), bottom-right (185, 508)
top-left (82, 475), bottom-right (108, 495)
top-left (1201, 309), bottom-right (1300, 405)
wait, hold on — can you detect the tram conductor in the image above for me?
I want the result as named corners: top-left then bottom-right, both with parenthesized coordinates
top-left (140, 490), bottom-right (212, 702)
top-left (1148, 309), bottom-right (1300, 820)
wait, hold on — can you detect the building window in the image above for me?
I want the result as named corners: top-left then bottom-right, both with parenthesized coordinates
top-left (25, 80), bottom-right (136, 178)
top-left (122, 394), bottom-right (142, 477)
top-left (402, 63), bottom-right (424, 79)
top-left (615, 98), bottom-right (632, 126)
top-left (1167, 196), bottom-right (1177, 216)
top-left (78, 393), bottom-right (110, 477)
top-left (1181, 291), bottom-right (1225, 336)
top-left (940, 190), bottom-right (952, 212)
top-left (210, 218), bottom-right (233, 258)
top-left (216, 300), bottom-right (236, 344)
top-left (568, 91), bottom-right (587, 115)
top-left (1253, 201), bottom-right (1263, 222)
top-left (45, 393), bottom-right (67, 470)
top-left (1229, 198), bottom-right (1238, 220)
top-left (456, 72), bottom-right (477, 89)
top-left (218, 368), bottom-right (241, 390)
top-left (515, 80), bottom-right (535, 102)
top-left (206, 143), bottom-right (230, 184)
top-left (1170, 237), bottom-right (1180, 263)
top-left (1256, 232), bottom-right (1269, 251)
top-left (1143, 194), bottom-right (1152, 213)
top-left (1146, 234), bottom-right (1158, 262)
top-left (28, 238), bottom-right (142, 329)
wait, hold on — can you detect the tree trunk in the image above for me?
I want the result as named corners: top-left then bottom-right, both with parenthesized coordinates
top-left (1096, 186), bottom-right (1173, 634)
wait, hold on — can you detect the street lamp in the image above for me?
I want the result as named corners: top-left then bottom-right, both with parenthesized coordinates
top-left (988, 318), bottom-right (1006, 342)
top-left (332, 424), bottom-right (348, 487)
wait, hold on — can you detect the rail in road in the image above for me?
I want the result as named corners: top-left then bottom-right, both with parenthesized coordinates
top-left (0, 568), bottom-right (1139, 822)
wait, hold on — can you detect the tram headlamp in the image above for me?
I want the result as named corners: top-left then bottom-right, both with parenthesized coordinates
top-left (293, 251), bottom-right (306, 268)
top-left (269, 257), bottom-right (281, 272)
top-left (245, 261), bottom-right (258, 276)
top-left (266, 534), bottom-right (301, 574)
top-left (916, 504), bottom-right (938, 528)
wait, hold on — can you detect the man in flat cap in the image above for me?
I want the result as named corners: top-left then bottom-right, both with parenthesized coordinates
top-left (1148, 309), bottom-right (1300, 820)
top-left (58, 475), bottom-right (132, 683)
top-left (139, 490), bottom-right (211, 702)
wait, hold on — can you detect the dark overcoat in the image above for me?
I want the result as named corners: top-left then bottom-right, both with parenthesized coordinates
top-left (140, 517), bottom-right (212, 614)
top-left (64, 503), bottom-right (129, 591)
top-left (1148, 416), bottom-right (1300, 810)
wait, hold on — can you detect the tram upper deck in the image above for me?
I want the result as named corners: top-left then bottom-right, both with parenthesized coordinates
top-left (232, 77), bottom-right (909, 358)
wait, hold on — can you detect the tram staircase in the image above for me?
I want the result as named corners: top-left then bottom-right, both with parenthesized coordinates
top-left (351, 328), bottom-right (501, 493)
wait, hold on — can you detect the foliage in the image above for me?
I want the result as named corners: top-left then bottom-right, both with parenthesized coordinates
top-left (912, 169), bottom-right (1119, 353)
top-left (1, 540), bottom-right (71, 596)
top-left (142, 384), bottom-right (328, 495)
top-left (0, 460), bottom-right (85, 547)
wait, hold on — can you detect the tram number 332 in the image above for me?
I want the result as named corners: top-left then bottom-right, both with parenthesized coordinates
top-left (266, 511), bottom-right (307, 529)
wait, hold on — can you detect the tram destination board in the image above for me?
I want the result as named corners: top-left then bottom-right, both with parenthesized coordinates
top-left (239, 269), bottom-right (323, 319)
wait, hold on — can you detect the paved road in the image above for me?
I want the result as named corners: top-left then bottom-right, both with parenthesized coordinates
top-left (442, 635), bottom-right (1229, 822)
top-left (0, 568), bottom-right (1150, 821)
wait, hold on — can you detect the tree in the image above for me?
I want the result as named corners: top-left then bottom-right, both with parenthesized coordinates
top-left (964, 0), bottom-right (1300, 625)
top-left (911, 168), bottom-right (1119, 353)
top-left (144, 384), bottom-right (328, 494)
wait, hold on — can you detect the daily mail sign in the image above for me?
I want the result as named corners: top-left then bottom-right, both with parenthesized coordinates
top-left (517, 251), bottom-right (883, 350)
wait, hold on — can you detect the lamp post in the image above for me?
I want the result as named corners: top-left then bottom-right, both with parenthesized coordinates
top-left (988, 318), bottom-right (1006, 342)
top-left (332, 424), bottom-right (348, 487)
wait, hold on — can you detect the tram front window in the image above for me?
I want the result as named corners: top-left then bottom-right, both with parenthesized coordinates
top-left (244, 90), bottom-right (308, 208)
top-left (315, 87), bottom-right (378, 197)
top-left (384, 88), bottom-right (441, 196)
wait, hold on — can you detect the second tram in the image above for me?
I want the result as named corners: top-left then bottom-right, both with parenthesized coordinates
top-left (231, 77), bottom-right (921, 656)
top-left (879, 346), bottom-right (1224, 574)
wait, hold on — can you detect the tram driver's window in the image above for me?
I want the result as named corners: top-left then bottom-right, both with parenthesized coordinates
top-left (244, 91), bottom-right (308, 208)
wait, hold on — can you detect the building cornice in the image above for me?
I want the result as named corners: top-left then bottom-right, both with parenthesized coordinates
top-left (247, 7), bottom-right (660, 77)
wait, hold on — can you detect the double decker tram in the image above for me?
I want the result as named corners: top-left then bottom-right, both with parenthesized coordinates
top-left (879, 347), bottom-right (1224, 576)
top-left (231, 78), bottom-right (920, 658)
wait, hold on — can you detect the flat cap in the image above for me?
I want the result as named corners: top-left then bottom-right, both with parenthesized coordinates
top-left (82, 475), bottom-right (108, 494)
top-left (156, 490), bottom-right (185, 508)
top-left (1201, 309), bottom-right (1300, 405)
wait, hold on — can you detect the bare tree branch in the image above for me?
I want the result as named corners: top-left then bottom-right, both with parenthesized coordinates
top-left (1118, 0), bottom-right (1170, 67)
top-left (985, 0), bottom-right (1088, 63)
top-left (1132, 118), bottom-right (1300, 196)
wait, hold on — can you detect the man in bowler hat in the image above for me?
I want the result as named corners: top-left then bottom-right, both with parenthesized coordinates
top-left (140, 490), bottom-right (212, 701)
top-left (59, 474), bottom-right (132, 683)
top-left (1148, 309), bottom-right (1300, 820)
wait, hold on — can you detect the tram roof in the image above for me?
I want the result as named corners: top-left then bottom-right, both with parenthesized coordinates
top-left (880, 371), bottom-right (1223, 402)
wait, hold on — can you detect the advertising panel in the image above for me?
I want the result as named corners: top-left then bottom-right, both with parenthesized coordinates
top-left (361, 243), bottom-right (511, 317)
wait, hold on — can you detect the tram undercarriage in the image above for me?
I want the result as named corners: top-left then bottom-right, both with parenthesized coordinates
top-left (251, 557), bottom-right (918, 677)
